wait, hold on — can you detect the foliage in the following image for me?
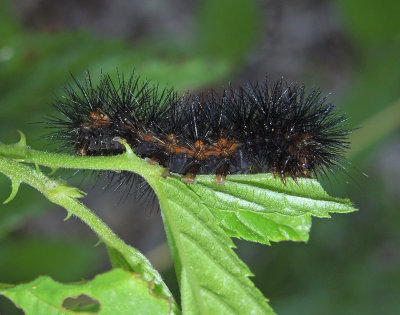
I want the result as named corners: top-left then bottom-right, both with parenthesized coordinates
top-left (0, 269), bottom-right (172, 315)
top-left (0, 134), bottom-right (356, 314)
top-left (1, 0), bottom-right (399, 314)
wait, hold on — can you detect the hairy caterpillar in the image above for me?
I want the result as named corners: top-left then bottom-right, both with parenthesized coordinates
top-left (48, 72), bottom-right (350, 186)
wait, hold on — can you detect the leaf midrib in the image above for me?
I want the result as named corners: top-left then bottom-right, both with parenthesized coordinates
top-left (153, 178), bottom-right (268, 314)
top-left (157, 192), bottom-right (208, 315)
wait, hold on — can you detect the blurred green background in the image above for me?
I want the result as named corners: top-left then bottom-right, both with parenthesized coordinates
top-left (0, 0), bottom-right (399, 314)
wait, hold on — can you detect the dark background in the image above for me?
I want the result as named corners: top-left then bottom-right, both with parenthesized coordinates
top-left (0, 0), bottom-right (399, 314)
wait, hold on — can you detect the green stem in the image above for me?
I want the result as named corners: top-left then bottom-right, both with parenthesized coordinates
top-left (0, 156), bottom-right (176, 309)
top-left (0, 139), bottom-right (158, 178)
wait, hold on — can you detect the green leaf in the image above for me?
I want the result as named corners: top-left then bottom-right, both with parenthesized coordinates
top-left (0, 269), bottom-right (172, 315)
top-left (150, 176), bottom-right (275, 314)
top-left (209, 208), bottom-right (311, 245)
top-left (186, 174), bottom-right (355, 245)
top-left (146, 170), bottom-right (356, 313)
top-left (192, 174), bottom-right (355, 218)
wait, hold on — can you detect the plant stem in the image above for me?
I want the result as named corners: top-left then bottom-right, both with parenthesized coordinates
top-left (0, 139), bottom-right (158, 178)
top-left (0, 156), bottom-right (175, 307)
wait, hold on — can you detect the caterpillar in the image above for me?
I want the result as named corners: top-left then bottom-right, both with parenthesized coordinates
top-left (47, 72), bottom-right (351, 186)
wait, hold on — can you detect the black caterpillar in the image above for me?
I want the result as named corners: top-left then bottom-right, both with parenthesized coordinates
top-left (48, 72), bottom-right (351, 185)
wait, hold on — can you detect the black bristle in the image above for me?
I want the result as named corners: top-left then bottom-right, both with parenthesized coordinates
top-left (45, 71), bottom-right (351, 195)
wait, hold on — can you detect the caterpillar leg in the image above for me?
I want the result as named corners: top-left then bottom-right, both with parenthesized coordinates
top-left (290, 168), bottom-right (299, 184)
top-left (280, 170), bottom-right (287, 186)
top-left (76, 141), bottom-right (89, 156)
top-left (161, 168), bottom-right (171, 178)
top-left (272, 165), bottom-right (277, 179)
top-left (145, 151), bottom-right (168, 166)
top-left (182, 163), bottom-right (200, 184)
top-left (145, 157), bottom-right (160, 166)
top-left (213, 162), bottom-right (229, 185)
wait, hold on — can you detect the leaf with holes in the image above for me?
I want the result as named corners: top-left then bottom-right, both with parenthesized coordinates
top-left (0, 269), bottom-right (173, 315)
